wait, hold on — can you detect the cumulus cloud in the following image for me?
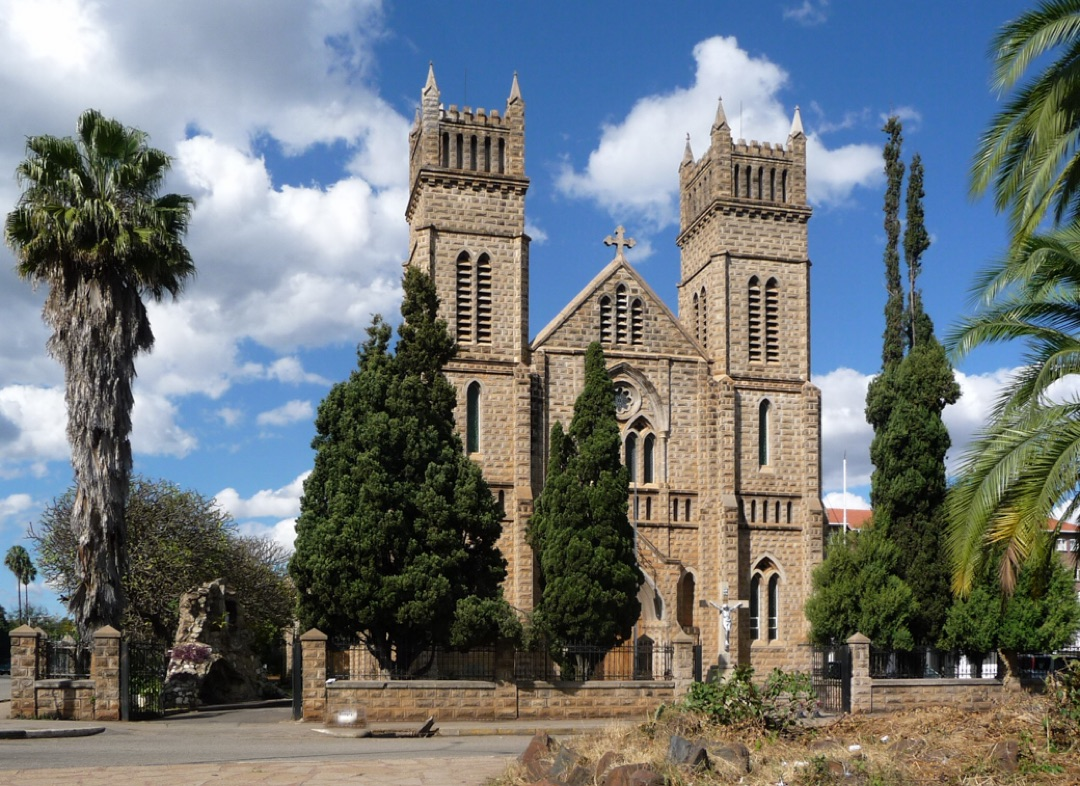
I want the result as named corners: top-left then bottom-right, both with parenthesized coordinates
top-left (256, 400), bottom-right (315, 428)
top-left (0, 386), bottom-right (68, 477)
top-left (815, 367), bottom-right (875, 492)
top-left (215, 472), bottom-right (308, 520)
top-left (0, 0), bottom-right (408, 479)
top-left (556, 36), bottom-right (880, 229)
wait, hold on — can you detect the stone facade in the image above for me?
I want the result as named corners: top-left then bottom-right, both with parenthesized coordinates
top-left (405, 66), bottom-right (827, 677)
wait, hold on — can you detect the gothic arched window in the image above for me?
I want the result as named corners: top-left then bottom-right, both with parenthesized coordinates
top-left (768, 575), bottom-right (780, 641)
top-left (466, 382), bottom-right (481, 454)
top-left (759, 399), bottom-right (771, 467)
top-left (750, 574), bottom-right (761, 640)
top-left (625, 433), bottom-right (638, 483)
top-left (476, 254), bottom-right (492, 344)
top-left (643, 434), bottom-right (655, 483)
top-left (599, 295), bottom-right (613, 343)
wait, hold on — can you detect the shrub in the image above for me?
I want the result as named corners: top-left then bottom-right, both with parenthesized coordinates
top-left (679, 666), bottom-right (818, 732)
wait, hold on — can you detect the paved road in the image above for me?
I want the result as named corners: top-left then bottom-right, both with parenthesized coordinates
top-left (0, 705), bottom-right (534, 784)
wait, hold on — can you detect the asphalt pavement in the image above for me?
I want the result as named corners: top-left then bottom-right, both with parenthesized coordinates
top-left (0, 685), bottom-right (622, 785)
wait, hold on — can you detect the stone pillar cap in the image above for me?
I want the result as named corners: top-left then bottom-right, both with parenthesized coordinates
top-left (846, 632), bottom-right (871, 644)
top-left (299, 628), bottom-right (329, 641)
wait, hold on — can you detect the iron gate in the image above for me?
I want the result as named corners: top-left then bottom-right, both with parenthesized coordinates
top-left (810, 644), bottom-right (851, 714)
top-left (121, 640), bottom-right (168, 720)
top-left (291, 637), bottom-right (303, 720)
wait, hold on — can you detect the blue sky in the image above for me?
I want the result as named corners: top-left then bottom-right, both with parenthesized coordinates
top-left (0, 0), bottom-right (1035, 616)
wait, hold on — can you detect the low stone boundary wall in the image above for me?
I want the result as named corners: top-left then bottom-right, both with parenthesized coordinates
top-left (323, 678), bottom-right (677, 723)
top-left (8, 625), bottom-right (122, 721)
top-left (302, 629), bottom-right (690, 723)
top-left (868, 678), bottom-right (1000, 714)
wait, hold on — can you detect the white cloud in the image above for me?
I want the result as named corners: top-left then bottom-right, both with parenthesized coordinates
top-left (815, 367), bottom-right (875, 492)
top-left (256, 400), bottom-right (314, 428)
top-left (556, 36), bottom-right (880, 230)
top-left (216, 472), bottom-right (308, 520)
top-left (0, 386), bottom-right (68, 477)
top-left (823, 491), bottom-right (870, 511)
top-left (237, 517), bottom-right (299, 552)
top-left (783, 1), bottom-right (829, 26)
top-left (216, 407), bottom-right (244, 427)
top-left (0, 1), bottom-right (408, 478)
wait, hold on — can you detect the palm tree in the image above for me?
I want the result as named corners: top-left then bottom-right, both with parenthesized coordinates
top-left (947, 224), bottom-right (1080, 595)
top-left (4, 546), bottom-right (34, 623)
top-left (971, 0), bottom-right (1080, 244)
top-left (4, 110), bottom-right (194, 638)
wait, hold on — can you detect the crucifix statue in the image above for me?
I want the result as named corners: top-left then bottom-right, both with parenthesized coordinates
top-left (706, 597), bottom-right (745, 652)
top-left (604, 225), bottom-right (635, 261)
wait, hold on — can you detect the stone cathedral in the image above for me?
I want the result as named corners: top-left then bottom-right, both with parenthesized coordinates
top-left (405, 66), bottom-right (826, 675)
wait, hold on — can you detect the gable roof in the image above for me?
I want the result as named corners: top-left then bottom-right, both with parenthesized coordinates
top-left (531, 254), bottom-right (706, 356)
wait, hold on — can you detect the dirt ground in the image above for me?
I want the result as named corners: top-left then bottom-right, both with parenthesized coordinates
top-left (495, 691), bottom-right (1080, 785)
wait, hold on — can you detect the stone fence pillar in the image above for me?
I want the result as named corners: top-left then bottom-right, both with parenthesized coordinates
top-left (847, 632), bottom-right (872, 714)
top-left (9, 625), bottom-right (42, 719)
top-left (671, 631), bottom-right (696, 694)
top-left (299, 628), bottom-right (328, 723)
top-left (92, 626), bottom-right (122, 721)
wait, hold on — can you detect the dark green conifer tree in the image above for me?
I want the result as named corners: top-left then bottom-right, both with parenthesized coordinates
top-left (865, 118), bottom-right (961, 646)
top-left (290, 267), bottom-right (508, 674)
top-left (528, 343), bottom-right (642, 658)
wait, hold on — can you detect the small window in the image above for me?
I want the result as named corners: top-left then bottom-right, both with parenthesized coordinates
top-left (466, 382), bottom-right (481, 454)
top-left (645, 497), bottom-right (652, 521)
top-left (759, 400), bottom-right (771, 467)
top-left (625, 433), bottom-right (638, 483)
top-left (762, 499), bottom-right (768, 523)
top-left (750, 500), bottom-right (756, 522)
top-left (786, 501), bottom-right (793, 523)
top-left (775, 501), bottom-right (781, 523)
top-left (768, 575), bottom-right (780, 641)
top-left (497, 490), bottom-right (505, 517)
top-left (672, 498), bottom-right (679, 522)
top-left (643, 434), bottom-right (655, 483)
top-left (684, 499), bottom-right (691, 521)
top-left (750, 574), bottom-right (761, 640)
top-left (599, 296), bottom-right (613, 343)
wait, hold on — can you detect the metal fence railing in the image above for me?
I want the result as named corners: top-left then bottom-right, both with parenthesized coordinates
top-left (869, 647), bottom-right (1002, 679)
top-left (1017, 649), bottom-right (1080, 679)
top-left (44, 639), bottom-right (90, 679)
top-left (515, 640), bottom-right (674, 682)
top-left (327, 640), bottom-right (497, 681)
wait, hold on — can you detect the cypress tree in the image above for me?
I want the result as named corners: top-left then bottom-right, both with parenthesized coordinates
top-left (864, 117), bottom-right (961, 645)
top-left (528, 343), bottom-right (642, 659)
top-left (290, 267), bottom-right (507, 674)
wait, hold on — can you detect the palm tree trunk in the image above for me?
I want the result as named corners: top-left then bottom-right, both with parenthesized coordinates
top-left (49, 275), bottom-right (149, 639)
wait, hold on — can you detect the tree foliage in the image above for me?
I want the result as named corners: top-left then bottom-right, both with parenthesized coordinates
top-left (289, 266), bottom-right (509, 675)
top-left (805, 529), bottom-right (916, 650)
top-left (971, 0), bottom-right (1080, 244)
top-left (4, 109), bottom-right (195, 639)
top-left (864, 117), bottom-right (960, 645)
top-left (941, 550), bottom-right (1080, 656)
top-left (4, 546), bottom-right (35, 624)
top-left (948, 225), bottom-right (1080, 594)
top-left (528, 342), bottom-right (642, 651)
top-left (31, 476), bottom-right (294, 650)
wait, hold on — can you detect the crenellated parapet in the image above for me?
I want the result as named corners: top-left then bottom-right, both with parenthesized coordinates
top-left (678, 100), bottom-right (807, 235)
top-left (408, 64), bottom-right (525, 220)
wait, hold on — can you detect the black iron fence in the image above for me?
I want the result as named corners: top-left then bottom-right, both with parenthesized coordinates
top-left (870, 647), bottom-right (1002, 679)
top-left (43, 639), bottom-right (90, 679)
top-left (515, 640), bottom-right (674, 682)
top-left (1017, 649), bottom-right (1080, 679)
top-left (327, 639), bottom-right (497, 680)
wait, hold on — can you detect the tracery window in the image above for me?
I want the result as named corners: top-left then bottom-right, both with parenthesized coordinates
top-left (751, 559), bottom-right (781, 642)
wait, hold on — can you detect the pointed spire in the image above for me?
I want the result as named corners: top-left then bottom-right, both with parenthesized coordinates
top-left (788, 105), bottom-right (804, 139)
top-left (423, 61), bottom-right (438, 96)
top-left (682, 133), bottom-right (694, 167)
top-left (509, 71), bottom-right (522, 104)
top-left (713, 97), bottom-right (728, 130)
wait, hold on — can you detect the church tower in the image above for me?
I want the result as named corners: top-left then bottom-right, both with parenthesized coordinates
top-left (405, 66), bottom-right (537, 609)
top-left (676, 100), bottom-right (824, 668)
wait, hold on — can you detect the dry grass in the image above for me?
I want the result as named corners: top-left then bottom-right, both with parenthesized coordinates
top-left (491, 692), bottom-right (1080, 785)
